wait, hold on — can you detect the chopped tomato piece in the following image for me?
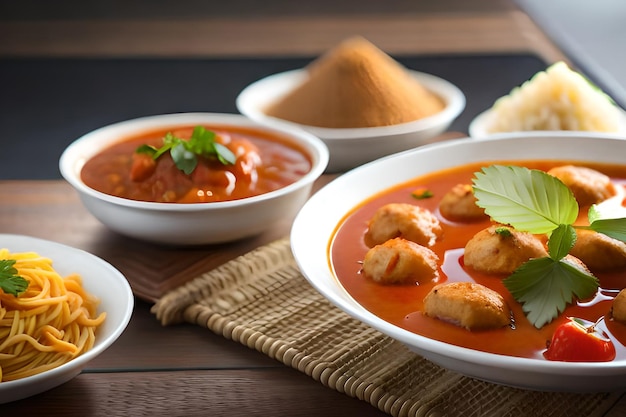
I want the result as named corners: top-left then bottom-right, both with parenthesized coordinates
top-left (130, 153), bottom-right (156, 182)
top-left (544, 317), bottom-right (616, 362)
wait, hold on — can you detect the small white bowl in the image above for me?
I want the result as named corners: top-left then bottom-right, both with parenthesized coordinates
top-left (59, 113), bottom-right (329, 246)
top-left (0, 234), bottom-right (133, 404)
top-left (236, 69), bottom-right (465, 172)
top-left (469, 107), bottom-right (626, 139)
top-left (291, 132), bottom-right (626, 392)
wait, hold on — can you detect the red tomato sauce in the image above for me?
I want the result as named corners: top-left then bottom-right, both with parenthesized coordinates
top-left (330, 160), bottom-right (626, 360)
top-left (81, 125), bottom-right (312, 203)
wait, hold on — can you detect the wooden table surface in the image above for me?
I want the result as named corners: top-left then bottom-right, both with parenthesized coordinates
top-left (2, 1), bottom-right (626, 415)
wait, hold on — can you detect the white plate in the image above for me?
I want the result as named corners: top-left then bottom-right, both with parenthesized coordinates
top-left (0, 234), bottom-right (133, 403)
top-left (291, 132), bottom-right (626, 392)
top-left (237, 69), bottom-right (465, 172)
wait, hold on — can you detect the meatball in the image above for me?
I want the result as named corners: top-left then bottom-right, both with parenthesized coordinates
top-left (364, 203), bottom-right (442, 248)
top-left (423, 282), bottom-right (510, 330)
top-left (570, 229), bottom-right (626, 271)
top-left (362, 237), bottom-right (439, 285)
top-left (439, 183), bottom-right (487, 223)
top-left (464, 225), bottom-right (548, 275)
top-left (611, 289), bottom-right (626, 324)
top-left (547, 165), bottom-right (616, 207)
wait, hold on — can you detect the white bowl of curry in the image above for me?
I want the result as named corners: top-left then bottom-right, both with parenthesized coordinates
top-left (60, 112), bottom-right (328, 245)
top-left (291, 132), bottom-right (626, 392)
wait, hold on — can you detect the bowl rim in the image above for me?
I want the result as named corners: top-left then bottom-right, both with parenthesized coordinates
top-left (236, 68), bottom-right (466, 140)
top-left (59, 112), bottom-right (329, 211)
top-left (290, 133), bottom-right (626, 390)
top-left (468, 106), bottom-right (626, 139)
top-left (0, 233), bottom-right (134, 395)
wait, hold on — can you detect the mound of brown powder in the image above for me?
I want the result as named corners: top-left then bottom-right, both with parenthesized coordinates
top-left (264, 37), bottom-right (445, 129)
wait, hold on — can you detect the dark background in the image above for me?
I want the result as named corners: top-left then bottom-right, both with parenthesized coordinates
top-left (0, 53), bottom-right (547, 179)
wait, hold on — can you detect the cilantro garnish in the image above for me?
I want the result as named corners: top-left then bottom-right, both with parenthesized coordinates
top-left (494, 226), bottom-right (513, 237)
top-left (136, 126), bottom-right (236, 175)
top-left (411, 188), bottom-right (434, 200)
top-left (472, 165), bottom-right (626, 328)
top-left (0, 259), bottom-right (29, 297)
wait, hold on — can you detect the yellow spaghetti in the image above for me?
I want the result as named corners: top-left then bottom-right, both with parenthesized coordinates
top-left (0, 248), bottom-right (106, 382)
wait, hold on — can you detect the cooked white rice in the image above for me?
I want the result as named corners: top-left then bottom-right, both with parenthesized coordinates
top-left (487, 62), bottom-right (622, 133)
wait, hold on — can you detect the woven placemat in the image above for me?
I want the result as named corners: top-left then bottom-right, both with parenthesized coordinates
top-left (151, 238), bottom-right (621, 417)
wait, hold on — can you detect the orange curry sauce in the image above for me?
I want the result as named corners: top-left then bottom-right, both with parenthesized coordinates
top-left (81, 125), bottom-right (312, 203)
top-left (330, 160), bottom-right (626, 360)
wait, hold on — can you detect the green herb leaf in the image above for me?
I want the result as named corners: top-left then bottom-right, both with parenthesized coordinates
top-left (472, 165), bottom-right (579, 234)
top-left (0, 259), bottom-right (29, 297)
top-left (188, 126), bottom-right (216, 153)
top-left (472, 164), bottom-right (605, 328)
top-left (187, 126), bottom-right (236, 165)
top-left (588, 198), bottom-right (626, 223)
top-left (135, 144), bottom-right (158, 156)
top-left (411, 188), bottom-right (434, 200)
top-left (548, 224), bottom-right (576, 261)
top-left (587, 204), bottom-right (602, 224)
top-left (214, 142), bottom-right (236, 165)
top-left (494, 226), bottom-right (512, 237)
top-left (589, 218), bottom-right (626, 242)
top-left (134, 126), bottom-right (236, 175)
top-left (153, 132), bottom-right (177, 159)
top-left (504, 257), bottom-right (599, 328)
top-left (585, 200), bottom-right (626, 241)
top-left (170, 142), bottom-right (197, 175)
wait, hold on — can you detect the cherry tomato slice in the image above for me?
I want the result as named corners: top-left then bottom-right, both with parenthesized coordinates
top-left (544, 317), bottom-right (616, 362)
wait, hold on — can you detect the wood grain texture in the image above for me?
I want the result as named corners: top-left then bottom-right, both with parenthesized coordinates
top-left (87, 299), bottom-right (278, 370)
top-left (0, 12), bottom-right (566, 63)
top-left (0, 178), bottom-right (333, 301)
top-left (1, 369), bottom-right (389, 416)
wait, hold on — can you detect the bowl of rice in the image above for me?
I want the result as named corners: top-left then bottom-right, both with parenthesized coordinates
top-left (469, 62), bottom-right (626, 138)
top-left (237, 37), bottom-right (465, 172)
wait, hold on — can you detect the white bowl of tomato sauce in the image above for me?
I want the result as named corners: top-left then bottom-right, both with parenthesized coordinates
top-left (292, 131), bottom-right (626, 392)
top-left (60, 113), bottom-right (329, 245)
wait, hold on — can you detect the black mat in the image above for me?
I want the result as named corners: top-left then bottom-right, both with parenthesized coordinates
top-left (0, 53), bottom-right (548, 179)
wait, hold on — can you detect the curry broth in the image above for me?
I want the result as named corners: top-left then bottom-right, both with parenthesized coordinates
top-left (81, 125), bottom-right (312, 203)
top-left (330, 160), bottom-right (626, 360)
